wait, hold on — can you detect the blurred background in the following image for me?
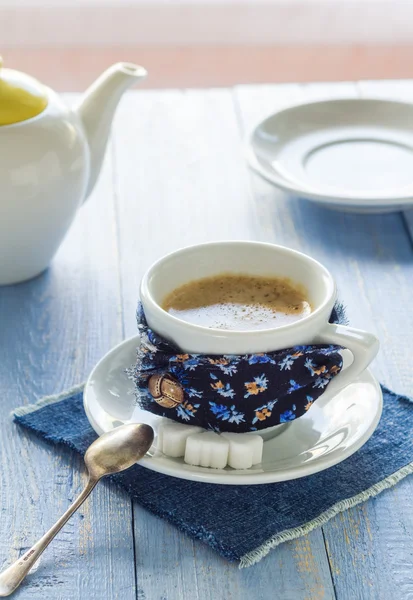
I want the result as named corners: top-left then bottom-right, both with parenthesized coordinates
top-left (2, 0), bottom-right (413, 90)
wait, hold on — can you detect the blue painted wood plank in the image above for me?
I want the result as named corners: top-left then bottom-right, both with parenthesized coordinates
top-left (323, 79), bottom-right (413, 600)
top-left (113, 89), bottom-right (336, 600)
top-left (235, 81), bottom-right (413, 600)
top-left (5, 81), bottom-right (412, 600)
top-left (135, 513), bottom-right (336, 600)
top-left (0, 110), bottom-right (136, 600)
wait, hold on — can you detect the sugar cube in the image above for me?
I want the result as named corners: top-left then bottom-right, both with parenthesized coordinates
top-left (157, 419), bottom-right (204, 458)
top-left (184, 432), bottom-right (229, 469)
top-left (221, 432), bottom-right (263, 469)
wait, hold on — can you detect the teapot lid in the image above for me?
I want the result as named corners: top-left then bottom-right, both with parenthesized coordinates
top-left (0, 57), bottom-right (48, 126)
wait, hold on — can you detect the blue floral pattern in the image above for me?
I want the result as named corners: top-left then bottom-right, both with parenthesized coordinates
top-left (133, 303), bottom-right (344, 433)
top-left (209, 403), bottom-right (245, 424)
top-left (280, 407), bottom-right (297, 422)
top-left (176, 400), bottom-right (201, 421)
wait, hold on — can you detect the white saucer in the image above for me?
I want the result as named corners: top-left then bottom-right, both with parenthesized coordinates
top-left (84, 336), bottom-right (383, 485)
top-left (246, 98), bottom-right (413, 213)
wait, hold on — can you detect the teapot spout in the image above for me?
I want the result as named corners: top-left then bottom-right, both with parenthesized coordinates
top-left (77, 62), bottom-right (147, 199)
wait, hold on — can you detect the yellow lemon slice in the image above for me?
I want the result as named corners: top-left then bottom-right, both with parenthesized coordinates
top-left (0, 57), bottom-right (48, 126)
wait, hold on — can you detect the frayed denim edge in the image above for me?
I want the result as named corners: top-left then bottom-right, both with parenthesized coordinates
top-left (239, 461), bottom-right (413, 568)
top-left (12, 383), bottom-right (85, 418)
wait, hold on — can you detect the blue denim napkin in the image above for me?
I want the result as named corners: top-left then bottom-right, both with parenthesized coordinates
top-left (13, 385), bottom-right (413, 567)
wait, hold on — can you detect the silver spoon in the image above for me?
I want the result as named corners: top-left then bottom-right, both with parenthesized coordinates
top-left (0, 423), bottom-right (154, 597)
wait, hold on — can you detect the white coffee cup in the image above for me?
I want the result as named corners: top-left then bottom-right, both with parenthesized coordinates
top-left (140, 241), bottom-right (379, 396)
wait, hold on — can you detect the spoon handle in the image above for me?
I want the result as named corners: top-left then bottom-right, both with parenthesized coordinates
top-left (0, 477), bottom-right (98, 597)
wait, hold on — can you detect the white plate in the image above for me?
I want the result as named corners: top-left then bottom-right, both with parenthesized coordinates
top-left (84, 336), bottom-right (382, 485)
top-left (247, 98), bottom-right (413, 213)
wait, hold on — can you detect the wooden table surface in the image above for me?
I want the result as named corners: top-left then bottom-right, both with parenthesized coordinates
top-left (1, 80), bottom-right (413, 600)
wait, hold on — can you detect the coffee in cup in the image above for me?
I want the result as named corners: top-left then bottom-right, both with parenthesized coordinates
top-left (162, 273), bottom-right (311, 331)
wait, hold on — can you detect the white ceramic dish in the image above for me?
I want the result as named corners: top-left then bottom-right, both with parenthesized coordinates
top-left (246, 98), bottom-right (413, 214)
top-left (84, 336), bottom-right (383, 485)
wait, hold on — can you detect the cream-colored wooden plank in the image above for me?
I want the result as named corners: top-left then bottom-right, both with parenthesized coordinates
top-left (357, 79), bottom-right (413, 101)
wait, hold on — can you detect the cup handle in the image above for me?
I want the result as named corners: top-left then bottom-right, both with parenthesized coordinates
top-left (315, 323), bottom-right (379, 395)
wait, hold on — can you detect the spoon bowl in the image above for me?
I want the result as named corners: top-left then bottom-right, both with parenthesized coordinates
top-left (85, 423), bottom-right (154, 479)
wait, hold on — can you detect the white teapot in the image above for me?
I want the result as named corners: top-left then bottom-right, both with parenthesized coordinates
top-left (0, 59), bottom-right (147, 285)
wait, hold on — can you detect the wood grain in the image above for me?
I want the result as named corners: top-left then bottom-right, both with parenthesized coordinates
top-left (323, 79), bottom-right (413, 600)
top-left (113, 88), bottom-right (336, 600)
top-left (2, 80), bottom-right (413, 600)
top-left (234, 80), bottom-right (413, 600)
top-left (0, 116), bottom-right (136, 599)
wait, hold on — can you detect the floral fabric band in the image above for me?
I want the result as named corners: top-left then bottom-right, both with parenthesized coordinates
top-left (132, 304), bottom-right (345, 433)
